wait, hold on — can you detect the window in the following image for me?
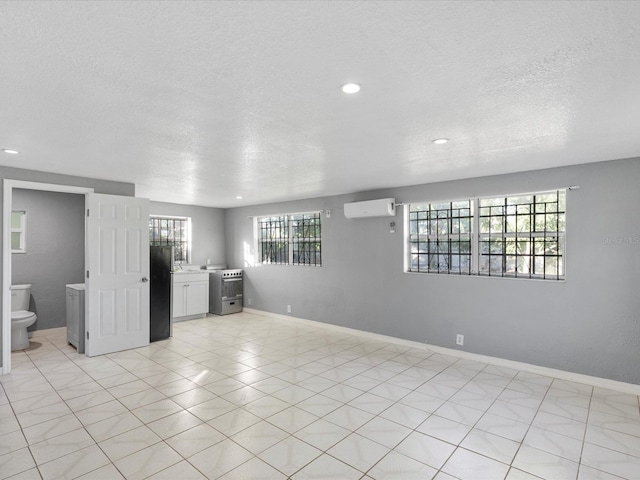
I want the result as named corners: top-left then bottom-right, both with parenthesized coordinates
top-left (256, 212), bottom-right (321, 266)
top-left (407, 190), bottom-right (566, 280)
top-left (478, 191), bottom-right (565, 279)
top-left (149, 215), bottom-right (191, 264)
top-left (11, 210), bottom-right (26, 253)
top-left (408, 200), bottom-right (472, 274)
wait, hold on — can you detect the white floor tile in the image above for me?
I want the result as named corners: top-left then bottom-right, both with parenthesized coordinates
top-left (581, 441), bottom-right (640, 479)
top-left (294, 418), bottom-right (352, 451)
top-left (0, 447), bottom-right (36, 480)
top-left (394, 431), bottom-right (456, 470)
top-left (379, 402), bottom-right (431, 429)
top-left (523, 426), bottom-right (583, 462)
top-left (38, 444), bottom-right (110, 480)
top-left (113, 441), bottom-right (182, 480)
top-left (577, 464), bottom-right (626, 480)
top-left (442, 447), bottom-right (510, 480)
top-left (323, 404), bottom-right (375, 431)
top-left (98, 425), bottom-right (162, 462)
top-left (258, 435), bottom-right (322, 476)
top-left (29, 427), bottom-right (95, 465)
top-left (219, 456), bottom-right (287, 480)
top-left (165, 423), bottom-right (226, 458)
top-left (327, 432), bottom-right (390, 473)
top-left (84, 411), bottom-right (144, 443)
top-left (6, 313), bottom-right (640, 480)
top-left (187, 438), bottom-right (254, 479)
top-left (356, 416), bottom-right (412, 449)
top-left (266, 406), bottom-right (318, 434)
top-left (291, 452), bottom-right (362, 480)
top-left (460, 428), bottom-right (520, 464)
top-left (231, 420), bottom-right (289, 454)
top-left (512, 444), bottom-right (579, 480)
top-left (416, 414), bottom-right (471, 445)
top-left (147, 409), bottom-right (203, 439)
top-left (367, 451), bottom-right (438, 480)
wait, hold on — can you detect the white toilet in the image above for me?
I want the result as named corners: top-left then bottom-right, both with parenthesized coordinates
top-left (11, 284), bottom-right (37, 351)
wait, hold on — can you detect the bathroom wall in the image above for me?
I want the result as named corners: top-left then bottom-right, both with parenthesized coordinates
top-left (12, 189), bottom-right (85, 332)
top-left (0, 165), bottom-right (135, 368)
top-left (150, 201), bottom-right (226, 267)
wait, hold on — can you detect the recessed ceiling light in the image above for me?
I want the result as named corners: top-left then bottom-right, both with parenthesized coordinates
top-left (432, 138), bottom-right (449, 145)
top-left (236, 196), bottom-right (243, 200)
top-left (341, 83), bottom-right (361, 94)
top-left (2, 149), bottom-right (19, 154)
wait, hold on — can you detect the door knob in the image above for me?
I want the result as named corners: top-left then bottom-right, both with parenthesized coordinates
top-left (141, 277), bottom-right (149, 283)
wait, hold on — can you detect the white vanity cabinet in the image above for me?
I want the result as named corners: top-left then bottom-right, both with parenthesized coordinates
top-left (172, 272), bottom-right (209, 320)
top-left (66, 283), bottom-right (85, 353)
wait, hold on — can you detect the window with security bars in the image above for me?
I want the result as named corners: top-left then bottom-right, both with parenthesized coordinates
top-left (149, 216), bottom-right (191, 264)
top-left (407, 189), bottom-right (566, 280)
top-left (408, 201), bottom-right (472, 274)
top-left (478, 190), bottom-right (565, 279)
top-left (257, 212), bottom-right (321, 266)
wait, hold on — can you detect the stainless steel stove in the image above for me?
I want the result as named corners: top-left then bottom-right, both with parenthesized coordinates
top-left (208, 269), bottom-right (243, 315)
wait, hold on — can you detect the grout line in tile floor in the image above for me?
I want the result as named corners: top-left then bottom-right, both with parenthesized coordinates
top-left (1, 311), bottom-right (639, 479)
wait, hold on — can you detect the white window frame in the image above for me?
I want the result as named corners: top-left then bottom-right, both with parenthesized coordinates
top-left (406, 189), bottom-right (566, 280)
top-left (149, 215), bottom-right (192, 264)
top-left (406, 200), bottom-right (474, 274)
top-left (254, 211), bottom-right (322, 266)
top-left (11, 210), bottom-right (26, 254)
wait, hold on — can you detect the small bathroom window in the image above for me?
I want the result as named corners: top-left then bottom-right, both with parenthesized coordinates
top-left (11, 210), bottom-right (26, 253)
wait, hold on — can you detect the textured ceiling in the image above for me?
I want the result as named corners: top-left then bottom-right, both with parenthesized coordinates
top-left (1, 1), bottom-right (639, 208)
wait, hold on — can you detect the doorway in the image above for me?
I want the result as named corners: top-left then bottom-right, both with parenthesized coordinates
top-left (2, 180), bottom-right (94, 374)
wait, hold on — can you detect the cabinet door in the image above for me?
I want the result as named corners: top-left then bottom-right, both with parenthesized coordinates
top-left (186, 281), bottom-right (209, 316)
top-left (67, 289), bottom-right (80, 347)
top-left (172, 284), bottom-right (187, 318)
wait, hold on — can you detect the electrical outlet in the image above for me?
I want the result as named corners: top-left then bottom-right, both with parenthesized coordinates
top-left (456, 334), bottom-right (464, 346)
top-left (287, 304), bottom-right (292, 313)
top-left (247, 298), bottom-right (252, 306)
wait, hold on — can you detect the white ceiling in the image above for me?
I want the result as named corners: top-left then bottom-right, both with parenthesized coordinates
top-left (1, 1), bottom-right (640, 208)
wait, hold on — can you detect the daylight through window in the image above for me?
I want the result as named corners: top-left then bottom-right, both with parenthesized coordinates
top-left (408, 200), bottom-right (473, 274)
top-left (256, 212), bottom-right (321, 266)
top-left (149, 216), bottom-right (191, 264)
top-left (407, 190), bottom-right (566, 280)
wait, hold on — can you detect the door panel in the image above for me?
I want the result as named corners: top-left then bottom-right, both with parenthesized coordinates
top-left (86, 194), bottom-right (150, 357)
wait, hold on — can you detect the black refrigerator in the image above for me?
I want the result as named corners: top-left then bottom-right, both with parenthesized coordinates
top-left (150, 246), bottom-right (173, 342)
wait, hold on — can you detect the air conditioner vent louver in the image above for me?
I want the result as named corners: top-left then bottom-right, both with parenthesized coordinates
top-left (343, 198), bottom-right (396, 219)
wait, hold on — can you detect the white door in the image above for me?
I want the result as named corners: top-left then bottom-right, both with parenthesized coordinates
top-left (85, 194), bottom-right (150, 357)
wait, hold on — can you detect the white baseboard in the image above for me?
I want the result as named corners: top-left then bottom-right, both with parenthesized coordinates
top-left (243, 308), bottom-right (640, 395)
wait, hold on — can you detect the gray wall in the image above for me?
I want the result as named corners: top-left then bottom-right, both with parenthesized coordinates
top-left (150, 201), bottom-right (226, 267)
top-left (0, 166), bottom-right (135, 367)
top-left (12, 189), bottom-right (85, 332)
top-left (225, 157), bottom-right (640, 384)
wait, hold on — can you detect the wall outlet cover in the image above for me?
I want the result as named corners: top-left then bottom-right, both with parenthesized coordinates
top-left (456, 334), bottom-right (464, 346)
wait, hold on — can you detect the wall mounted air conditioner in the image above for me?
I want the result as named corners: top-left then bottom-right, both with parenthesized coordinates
top-left (343, 198), bottom-right (396, 219)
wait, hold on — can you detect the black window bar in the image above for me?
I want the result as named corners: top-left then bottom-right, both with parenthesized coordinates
top-left (149, 216), bottom-right (190, 264)
top-left (478, 190), bottom-right (565, 280)
top-left (409, 200), bottom-right (473, 274)
top-left (257, 212), bottom-right (322, 266)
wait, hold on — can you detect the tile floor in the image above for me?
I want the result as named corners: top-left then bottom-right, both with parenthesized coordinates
top-left (1, 311), bottom-right (640, 479)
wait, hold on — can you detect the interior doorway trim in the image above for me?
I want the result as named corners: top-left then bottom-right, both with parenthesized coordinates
top-left (2, 180), bottom-right (94, 375)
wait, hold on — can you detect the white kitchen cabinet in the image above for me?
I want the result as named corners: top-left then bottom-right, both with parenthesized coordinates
top-left (172, 272), bottom-right (209, 320)
top-left (66, 284), bottom-right (85, 353)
